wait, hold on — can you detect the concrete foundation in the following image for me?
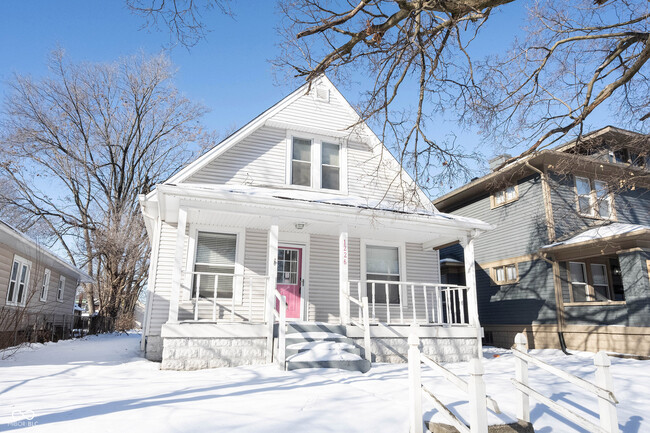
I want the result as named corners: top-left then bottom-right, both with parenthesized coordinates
top-left (161, 337), bottom-right (267, 370)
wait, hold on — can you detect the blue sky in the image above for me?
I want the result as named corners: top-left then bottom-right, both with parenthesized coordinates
top-left (0, 1), bottom-right (614, 183)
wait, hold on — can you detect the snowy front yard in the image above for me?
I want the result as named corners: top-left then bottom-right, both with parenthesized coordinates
top-left (0, 333), bottom-right (646, 433)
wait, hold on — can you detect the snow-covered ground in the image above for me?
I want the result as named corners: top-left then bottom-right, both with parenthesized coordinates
top-left (0, 333), bottom-right (646, 432)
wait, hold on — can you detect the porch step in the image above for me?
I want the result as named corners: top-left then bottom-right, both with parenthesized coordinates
top-left (287, 322), bottom-right (347, 335)
top-left (281, 325), bottom-right (371, 373)
top-left (286, 341), bottom-right (361, 357)
top-left (285, 331), bottom-right (350, 343)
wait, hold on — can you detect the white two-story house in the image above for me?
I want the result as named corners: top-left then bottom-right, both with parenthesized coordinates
top-left (138, 76), bottom-right (491, 371)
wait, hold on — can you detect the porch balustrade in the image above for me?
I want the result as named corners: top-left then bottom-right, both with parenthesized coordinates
top-left (345, 280), bottom-right (471, 326)
top-left (186, 272), bottom-right (269, 322)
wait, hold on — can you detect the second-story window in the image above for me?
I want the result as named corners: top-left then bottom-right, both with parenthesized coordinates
top-left (491, 185), bottom-right (518, 208)
top-left (575, 176), bottom-right (613, 219)
top-left (321, 142), bottom-right (340, 190)
top-left (291, 138), bottom-right (312, 187)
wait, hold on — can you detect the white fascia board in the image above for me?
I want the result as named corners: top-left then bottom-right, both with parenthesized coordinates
top-left (156, 184), bottom-right (491, 234)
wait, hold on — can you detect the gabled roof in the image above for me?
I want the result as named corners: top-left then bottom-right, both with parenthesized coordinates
top-left (0, 219), bottom-right (92, 282)
top-left (157, 75), bottom-right (434, 210)
top-left (434, 126), bottom-right (648, 211)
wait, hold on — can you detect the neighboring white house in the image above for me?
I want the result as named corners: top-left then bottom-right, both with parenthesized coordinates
top-left (138, 76), bottom-right (492, 371)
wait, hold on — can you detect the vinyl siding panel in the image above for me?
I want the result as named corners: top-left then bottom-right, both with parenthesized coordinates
top-left (0, 237), bottom-right (80, 318)
top-left (147, 222), bottom-right (179, 336)
top-left (308, 234), bottom-right (340, 323)
top-left (445, 175), bottom-right (548, 264)
top-left (186, 126), bottom-right (286, 185)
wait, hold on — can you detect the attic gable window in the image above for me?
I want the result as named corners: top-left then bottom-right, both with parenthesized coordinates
top-left (490, 185), bottom-right (518, 208)
top-left (291, 138), bottom-right (312, 187)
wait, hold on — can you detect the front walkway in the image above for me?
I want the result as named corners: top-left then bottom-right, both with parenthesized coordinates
top-left (0, 333), bottom-right (646, 432)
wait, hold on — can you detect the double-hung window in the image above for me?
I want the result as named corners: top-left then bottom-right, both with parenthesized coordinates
top-left (40, 269), bottom-right (51, 302)
top-left (366, 245), bottom-right (401, 304)
top-left (568, 260), bottom-right (618, 302)
top-left (7, 256), bottom-right (31, 306)
top-left (575, 176), bottom-right (613, 219)
top-left (193, 232), bottom-right (237, 299)
top-left (575, 177), bottom-right (594, 216)
top-left (321, 142), bottom-right (340, 190)
top-left (569, 262), bottom-right (589, 302)
top-left (57, 276), bottom-right (66, 302)
top-left (290, 136), bottom-right (342, 191)
top-left (291, 138), bottom-right (312, 187)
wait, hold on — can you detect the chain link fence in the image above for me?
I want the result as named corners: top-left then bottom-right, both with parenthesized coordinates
top-left (0, 306), bottom-right (115, 352)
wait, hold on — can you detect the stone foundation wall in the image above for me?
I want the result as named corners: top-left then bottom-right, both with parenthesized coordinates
top-left (161, 337), bottom-right (267, 370)
top-left (352, 337), bottom-right (478, 364)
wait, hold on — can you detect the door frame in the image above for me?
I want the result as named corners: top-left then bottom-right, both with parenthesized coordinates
top-left (278, 234), bottom-right (309, 321)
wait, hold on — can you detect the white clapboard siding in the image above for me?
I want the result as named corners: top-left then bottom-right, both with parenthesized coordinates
top-left (308, 234), bottom-right (340, 323)
top-left (268, 85), bottom-right (358, 133)
top-left (186, 126), bottom-right (286, 185)
top-left (147, 222), bottom-right (185, 335)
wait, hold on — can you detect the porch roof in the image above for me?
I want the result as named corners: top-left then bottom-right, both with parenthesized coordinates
top-left (540, 223), bottom-right (650, 258)
top-left (141, 184), bottom-right (493, 248)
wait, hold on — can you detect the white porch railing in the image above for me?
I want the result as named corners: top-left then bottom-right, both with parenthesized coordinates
top-left (346, 280), bottom-right (470, 325)
top-left (341, 286), bottom-right (372, 361)
top-left (272, 288), bottom-right (288, 369)
top-left (512, 333), bottom-right (619, 433)
top-left (188, 272), bottom-right (268, 322)
top-left (409, 327), bottom-right (500, 433)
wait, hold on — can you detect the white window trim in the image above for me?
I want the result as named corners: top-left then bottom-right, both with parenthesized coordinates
top-left (57, 275), bottom-right (66, 302)
top-left (360, 239), bottom-right (408, 307)
top-left (184, 224), bottom-right (246, 304)
top-left (6, 255), bottom-right (32, 307)
top-left (40, 269), bottom-right (51, 302)
top-left (285, 130), bottom-right (348, 194)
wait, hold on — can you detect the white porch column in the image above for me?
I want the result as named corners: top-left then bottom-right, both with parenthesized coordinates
top-left (168, 207), bottom-right (187, 323)
top-left (461, 233), bottom-right (483, 357)
top-left (265, 223), bottom-right (279, 362)
top-left (339, 226), bottom-right (349, 325)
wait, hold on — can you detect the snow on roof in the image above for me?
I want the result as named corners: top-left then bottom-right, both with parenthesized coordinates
top-left (174, 183), bottom-right (491, 229)
top-left (542, 223), bottom-right (650, 249)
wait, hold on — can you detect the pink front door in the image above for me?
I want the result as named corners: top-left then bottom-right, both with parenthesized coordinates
top-left (276, 247), bottom-right (302, 319)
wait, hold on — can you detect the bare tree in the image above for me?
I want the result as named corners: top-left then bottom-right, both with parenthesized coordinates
top-left (126, 0), bottom-right (233, 48)
top-left (0, 50), bottom-right (211, 323)
top-left (274, 0), bottom-right (649, 190)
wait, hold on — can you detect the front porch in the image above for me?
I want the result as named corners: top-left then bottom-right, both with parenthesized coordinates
top-left (150, 184), bottom-right (489, 369)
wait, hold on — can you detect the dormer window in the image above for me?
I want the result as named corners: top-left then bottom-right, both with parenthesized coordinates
top-left (291, 138), bottom-right (312, 187)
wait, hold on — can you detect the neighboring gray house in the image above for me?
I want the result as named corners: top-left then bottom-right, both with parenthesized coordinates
top-left (0, 220), bottom-right (91, 346)
top-left (138, 76), bottom-right (492, 371)
top-left (435, 127), bottom-right (650, 356)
